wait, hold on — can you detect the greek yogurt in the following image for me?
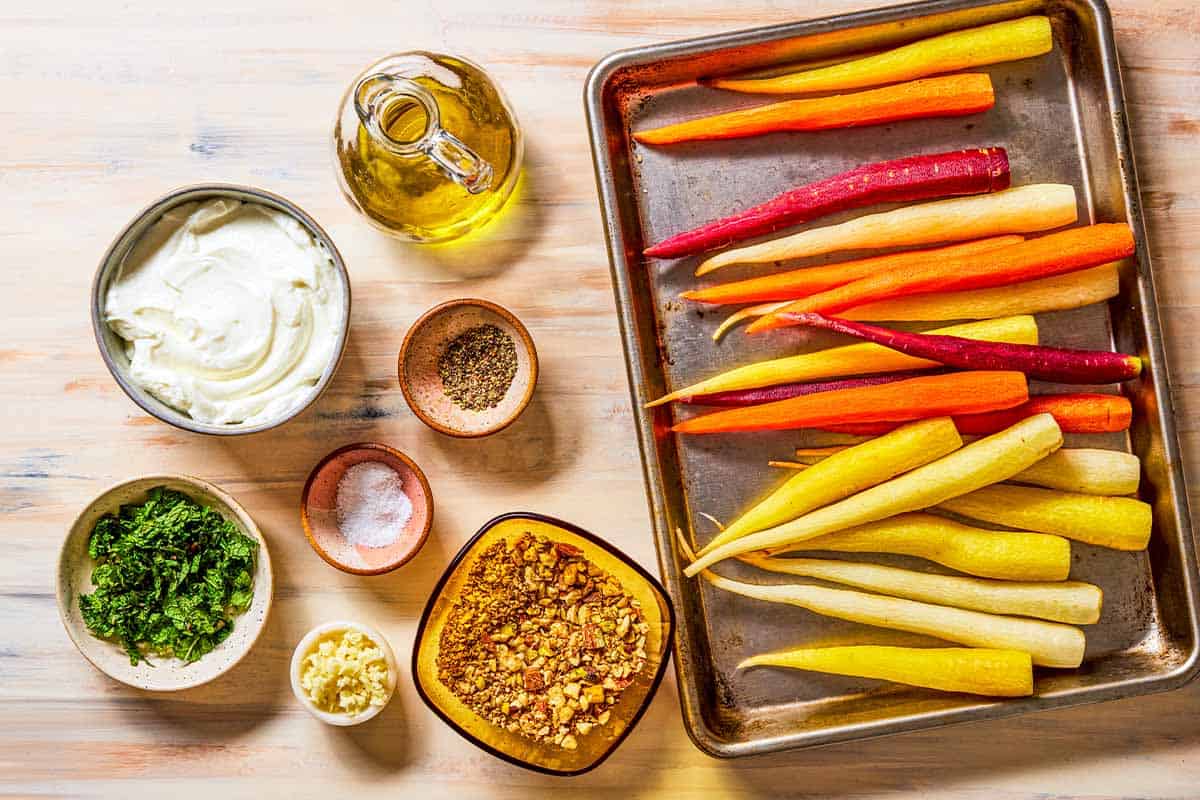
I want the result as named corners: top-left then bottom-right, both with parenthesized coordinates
top-left (105, 198), bottom-right (344, 426)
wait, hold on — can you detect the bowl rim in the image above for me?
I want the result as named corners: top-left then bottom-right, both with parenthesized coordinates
top-left (300, 442), bottom-right (435, 576)
top-left (397, 298), bottom-right (539, 439)
top-left (55, 473), bottom-right (274, 691)
top-left (410, 511), bottom-right (676, 776)
top-left (289, 619), bottom-right (398, 726)
top-left (90, 182), bottom-right (352, 436)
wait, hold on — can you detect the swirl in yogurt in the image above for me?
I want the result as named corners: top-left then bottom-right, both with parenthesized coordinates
top-left (105, 198), bottom-right (344, 426)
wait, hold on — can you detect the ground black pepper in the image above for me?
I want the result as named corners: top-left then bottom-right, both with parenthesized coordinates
top-left (437, 324), bottom-right (518, 411)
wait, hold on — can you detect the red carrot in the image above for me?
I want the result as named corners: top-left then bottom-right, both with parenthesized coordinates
top-left (634, 74), bottom-right (995, 146)
top-left (648, 148), bottom-right (1011, 259)
top-left (672, 371), bottom-right (1027, 434)
top-left (823, 394), bottom-right (1131, 436)
top-left (785, 313), bottom-right (1141, 384)
top-left (687, 370), bottom-right (945, 406)
top-left (748, 223), bottom-right (1137, 333)
top-left (682, 236), bottom-right (1022, 305)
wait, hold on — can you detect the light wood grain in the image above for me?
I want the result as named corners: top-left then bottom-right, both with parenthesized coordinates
top-left (2, 1), bottom-right (1199, 797)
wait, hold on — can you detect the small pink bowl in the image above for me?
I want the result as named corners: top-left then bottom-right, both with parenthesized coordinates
top-left (301, 443), bottom-right (434, 575)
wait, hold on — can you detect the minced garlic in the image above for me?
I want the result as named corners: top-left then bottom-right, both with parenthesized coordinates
top-left (300, 629), bottom-right (390, 715)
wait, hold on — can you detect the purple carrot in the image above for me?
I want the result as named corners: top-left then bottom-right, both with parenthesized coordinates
top-left (687, 370), bottom-right (944, 406)
top-left (784, 313), bottom-right (1142, 385)
top-left (644, 147), bottom-right (1010, 259)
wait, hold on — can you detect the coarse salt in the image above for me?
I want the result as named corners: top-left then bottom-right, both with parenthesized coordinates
top-left (335, 461), bottom-right (413, 548)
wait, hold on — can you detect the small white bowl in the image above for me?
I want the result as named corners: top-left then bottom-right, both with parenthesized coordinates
top-left (290, 620), bottom-right (398, 726)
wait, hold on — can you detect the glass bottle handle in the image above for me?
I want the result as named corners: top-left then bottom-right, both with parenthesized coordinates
top-left (354, 73), bottom-right (494, 195)
top-left (422, 127), bottom-right (494, 195)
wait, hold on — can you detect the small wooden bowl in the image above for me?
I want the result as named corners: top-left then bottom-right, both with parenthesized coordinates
top-left (398, 299), bottom-right (538, 438)
top-left (57, 475), bottom-right (273, 691)
top-left (300, 443), bottom-right (434, 575)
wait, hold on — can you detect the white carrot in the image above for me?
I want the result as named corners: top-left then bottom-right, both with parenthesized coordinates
top-left (739, 554), bottom-right (1102, 624)
top-left (700, 569), bottom-right (1084, 668)
top-left (696, 184), bottom-right (1078, 276)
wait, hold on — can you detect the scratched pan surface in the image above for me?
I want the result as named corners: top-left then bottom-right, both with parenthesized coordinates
top-left (585, 0), bottom-right (1200, 757)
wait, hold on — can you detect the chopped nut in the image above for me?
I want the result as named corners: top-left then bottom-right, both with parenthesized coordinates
top-left (583, 684), bottom-right (606, 706)
top-left (524, 668), bottom-right (544, 692)
top-left (436, 531), bottom-right (649, 752)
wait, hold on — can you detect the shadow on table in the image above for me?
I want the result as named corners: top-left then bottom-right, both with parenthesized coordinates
top-left (418, 367), bottom-right (574, 489)
top-left (370, 155), bottom-right (547, 283)
top-left (109, 607), bottom-right (292, 740)
top-left (701, 680), bottom-right (1200, 797)
top-left (323, 686), bottom-right (412, 773)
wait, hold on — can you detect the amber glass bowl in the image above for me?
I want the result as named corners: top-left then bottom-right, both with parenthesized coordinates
top-left (412, 512), bottom-right (674, 776)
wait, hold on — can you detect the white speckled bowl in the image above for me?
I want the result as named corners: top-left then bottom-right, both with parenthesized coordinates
top-left (56, 475), bottom-right (273, 691)
top-left (290, 620), bottom-right (398, 726)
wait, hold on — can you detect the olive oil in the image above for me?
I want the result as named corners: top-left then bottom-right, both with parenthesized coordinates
top-left (334, 52), bottom-right (523, 243)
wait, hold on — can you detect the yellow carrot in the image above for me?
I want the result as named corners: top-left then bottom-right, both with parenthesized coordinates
top-left (784, 512), bottom-right (1071, 581)
top-left (938, 484), bottom-right (1152, 550)
top-left (844, 263), bottom-right (1120, 321)
top-left (711, 16), bottom-right (1054, 95)
top-left (785, 445), bottom-right (1139, 497)
top-left (702, 418), bottom-right (962, 554)
top-left (696, 184), bottom-right (1077, 276)
top-left (739, 646), bottom-right (1033, 696)
top-left (739, 555), bottom-right (1102, 624)
top-left (684, 414), bottom-right (1063, 576)
top-left (648, 314), bottom-right (1038, 407)
top-left (713, 264), bottom-right (1119, 338)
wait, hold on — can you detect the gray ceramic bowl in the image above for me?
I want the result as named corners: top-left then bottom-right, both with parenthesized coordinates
top-left (91, 184), bottom-right (351, 435)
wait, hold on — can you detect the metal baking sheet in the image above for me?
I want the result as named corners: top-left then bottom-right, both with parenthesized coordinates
top-left (585, 0), bottom-right (1200, 758)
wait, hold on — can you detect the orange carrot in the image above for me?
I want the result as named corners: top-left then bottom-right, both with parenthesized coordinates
top-left (671, 371), bottom-right (1027, 435)
top-left (682, 236), bottom-right (1024, 306)
top-left (823, 394), bottom-right (1131, 436)
top-left (633, 74), bottom-right (995, 145)
top-left (747, 223), bottom-right (1135, 333)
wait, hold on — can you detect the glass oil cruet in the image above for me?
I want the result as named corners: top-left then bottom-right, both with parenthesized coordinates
top-left (334, 52), bottom-right (523, 244)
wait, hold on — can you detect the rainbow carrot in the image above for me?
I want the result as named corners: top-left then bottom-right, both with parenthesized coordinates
top-left (634, 74), bottom-right (994, 146)
top-left (747, 223), bottom-right (1135, 332)
top-left (683, 236), bottom-right (1023, 305)
top-left (822, 394), bottom-right (1132, 436)
top-left (785, 313), bottom-right (1141, 384)
top-left (712, 264), bottom-right (1118, 340)
top-left (841, 262), bottom-right (1120, 321)
top-left (648, 315), bottom-right (1037, 407)
top-left (672, 371), bottom-right (1027, 435)
top-left (687, 370), bottom-right (943, 406)
top-left (709, 17), bottom-right (1054, 95)
top-left (738, 646), bottom-right (1034, 697)
top-left (648, 150), bottom-right (1011, 259)
top-left (696, 184), bottom-right (1077, 276)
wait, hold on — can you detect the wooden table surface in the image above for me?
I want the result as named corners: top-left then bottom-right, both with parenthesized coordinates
top-left (3, 1), bottom-right (1198, 797)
